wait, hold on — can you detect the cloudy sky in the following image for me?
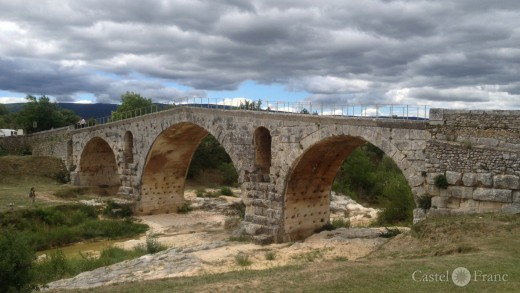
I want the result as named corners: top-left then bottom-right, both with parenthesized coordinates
top-left (1, 0), bottom-right (519, 109)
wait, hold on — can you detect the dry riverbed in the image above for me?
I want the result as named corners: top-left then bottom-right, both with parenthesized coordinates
top-left (44, 191), bottom-right (398, 291)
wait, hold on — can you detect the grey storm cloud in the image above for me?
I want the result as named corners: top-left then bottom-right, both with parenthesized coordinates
top-left (0, 0), bottom-right (519, 108)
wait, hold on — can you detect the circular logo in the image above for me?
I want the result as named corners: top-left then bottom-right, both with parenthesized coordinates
top-left (452, 267), bottom-right (471, 287)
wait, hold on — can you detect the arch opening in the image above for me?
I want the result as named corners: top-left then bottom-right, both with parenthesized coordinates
top-left (139, 122), bottom-right (238, 214)
top-left (283, 135), bottom-right (415, 241)
top-left (78, 137), bottom-right (120, 192)
top-left (254, 127), bottom-right (272, 180)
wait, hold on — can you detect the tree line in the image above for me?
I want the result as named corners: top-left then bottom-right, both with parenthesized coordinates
top-left (0, 92), bottom-right (153, 134)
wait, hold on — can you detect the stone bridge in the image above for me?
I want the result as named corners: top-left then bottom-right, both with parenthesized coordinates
top-left (10, 107), bottom-right (520, 243)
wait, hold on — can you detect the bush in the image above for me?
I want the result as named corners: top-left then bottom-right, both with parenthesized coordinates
top-left (377, 176), bottom-right (415, 225)
top-left (0, 229), bottom-right (37, 292)
top-left (195, 189), bottom-right (206, 198)
top-left (434, 174), bottom-right (449, 189)
top-left (35, 250), bottom-right (68, 283)
top-left (220, 186), bottom-right (234, 196)
top-left (331, 218), bottom-right (350, 229)
top-left (144, 232), bottom-right (167, 254)
top-left (219, 162), bottom-right (238, 185)
top-left (418, 196), bottom-right (432, 210)
top-left (235, 252), bottom-right (252, 266)
top-left (178, 203), bottom-right (193, 214)
top-left (103, 200), bottom-right (133, 218)
top-left (265, 251), bottom-right (276, 261)
top-left (230, 201), bottom-right (246, 219)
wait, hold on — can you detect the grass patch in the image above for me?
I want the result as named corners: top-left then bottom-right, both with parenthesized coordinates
top-left (235, 253), bottom-right (252, 266)
top-left (291, 249), bottom-right (323, 262)
top-left (331, 217), bottom-right (351, 228)
top-left (178, 203), bottom-right (193, 214)
top-left (229, 235), bottom-right (250, 242)
top-left (264, 251), bottom-right (276, 261)
top-left (53, 187), bottom-right (89, 199)
top-left (0, 204), bottom-right (148, 250)
top-left (33, 246), bottom-right (150, 285)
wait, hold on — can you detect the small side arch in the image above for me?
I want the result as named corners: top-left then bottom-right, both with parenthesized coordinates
top-left (78, 137), bottom-right (120, 190)
top-left (124, 131), bottom-right (134, 166)
top-left (254, 127), bottom-right (272, 179)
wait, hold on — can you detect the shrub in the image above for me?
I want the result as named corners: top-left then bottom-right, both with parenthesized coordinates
top-left (331, 218), bottom-right (350, 229)
top-left (103, 200), bottom-right (133, 218)
top-left (418, 196), bottom-right (432, 210)
top-left (230, 201), bottom-right (246, 219)
top-left (264, 251), bottom-right (276, 261)
top-left (178, 203), bottom-right (193, 214)
top-left (144, 232), bottom-right (167, 254)
top-left (220, 186), bottom-right (234, 196)
top-left (434, 174), bottom-right (449, 189)
top-left (195, 189), bottom-right (206, 198)
top-left (35, 250), bottom-right (68, 283)
top-left (377, 176), bottom-right (415, 225)
top-left (219, 162), bottom-right (238, 185)
top-left (0, 229), bottom-right (37, 292)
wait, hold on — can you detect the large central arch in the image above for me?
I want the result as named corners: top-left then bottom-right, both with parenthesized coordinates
top-left (282, 135), bottom-right (367, 240)
top-left (138, 122), bottom-right (228, 214)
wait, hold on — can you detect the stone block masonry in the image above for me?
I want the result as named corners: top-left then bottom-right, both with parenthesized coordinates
top-left (6, 107), bottom-right (520, 243)
top-left (423, 109), bottom-right (520, 221)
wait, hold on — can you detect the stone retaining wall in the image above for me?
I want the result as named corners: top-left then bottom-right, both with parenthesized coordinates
top-left (418, 109), bottom-right (520, 221)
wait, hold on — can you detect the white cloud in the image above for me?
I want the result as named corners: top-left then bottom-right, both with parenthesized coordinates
top-left (0, 97), bottom-right (27, 103)
top-left (0, 1), bottom-right (519, 109)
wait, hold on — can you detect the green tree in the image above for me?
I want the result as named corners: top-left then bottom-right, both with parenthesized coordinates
top-left (188, 135), bottom-right (233, 177)
top-left (111, 92), bottom-right (153, 120)
top-left (239, 99), bottom-right (262, 111)
top-left (16, 95), bottom-right (79, 133)
top-left (0, 104), bottom-right (8, 116)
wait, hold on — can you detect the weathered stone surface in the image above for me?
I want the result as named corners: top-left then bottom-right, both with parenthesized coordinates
top-left (477, 201), bottom-right (504, 212)
top-left (431, 196), bottom-right (447, 208)
top-left (446, 171), bottom-right (461, 185)
top-left (476, 173), bottom-right (493, 187)
top-left (447, 186), bottom-right (473, 199)
top-left (502, 203), bottom-right (520, 214)
top-left (413, 208), bottom-right (427, 224)
top-left (473, 188), bottom-right (512, 203)
top-left (462, 173), bottom-right (476, 187)
top-left (459, 199), bottom-right (477, 212)
top-left (493, 175), bottom-right (520, 190)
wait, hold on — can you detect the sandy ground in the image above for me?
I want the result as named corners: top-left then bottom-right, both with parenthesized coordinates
top-left (105, 191), bottom-right (389, 277)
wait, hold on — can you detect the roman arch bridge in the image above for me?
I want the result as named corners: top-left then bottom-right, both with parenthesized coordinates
top-left (23, 105), bottom-right (520, 243)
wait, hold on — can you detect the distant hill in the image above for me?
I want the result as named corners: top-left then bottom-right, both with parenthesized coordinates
top-left (4, 103), bottom-right (118, 119)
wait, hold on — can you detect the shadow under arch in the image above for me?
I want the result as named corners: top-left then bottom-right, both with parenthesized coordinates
top-left (282, 135), bottom-right (367, 241)
top-left (138, 122), bottom-right (237, 214)
top-left (78, 137), bottom-right (120, 191)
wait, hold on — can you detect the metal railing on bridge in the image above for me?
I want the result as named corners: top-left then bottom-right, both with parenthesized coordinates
top-left (76, 97), bottom-right (430, 129)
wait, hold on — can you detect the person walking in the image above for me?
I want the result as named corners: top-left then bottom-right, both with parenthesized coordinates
top-left (29, 187), bottom-right (36, 204)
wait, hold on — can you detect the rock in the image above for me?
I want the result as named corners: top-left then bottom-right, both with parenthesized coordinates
top-left (223, 217), bottom-right (241, 229)
top-left (502, 203), bottom-right (520, 214)
top-left (493, 175), bottom-right (520, 190)
top-left (473, 188), bottom-right (512, 203)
